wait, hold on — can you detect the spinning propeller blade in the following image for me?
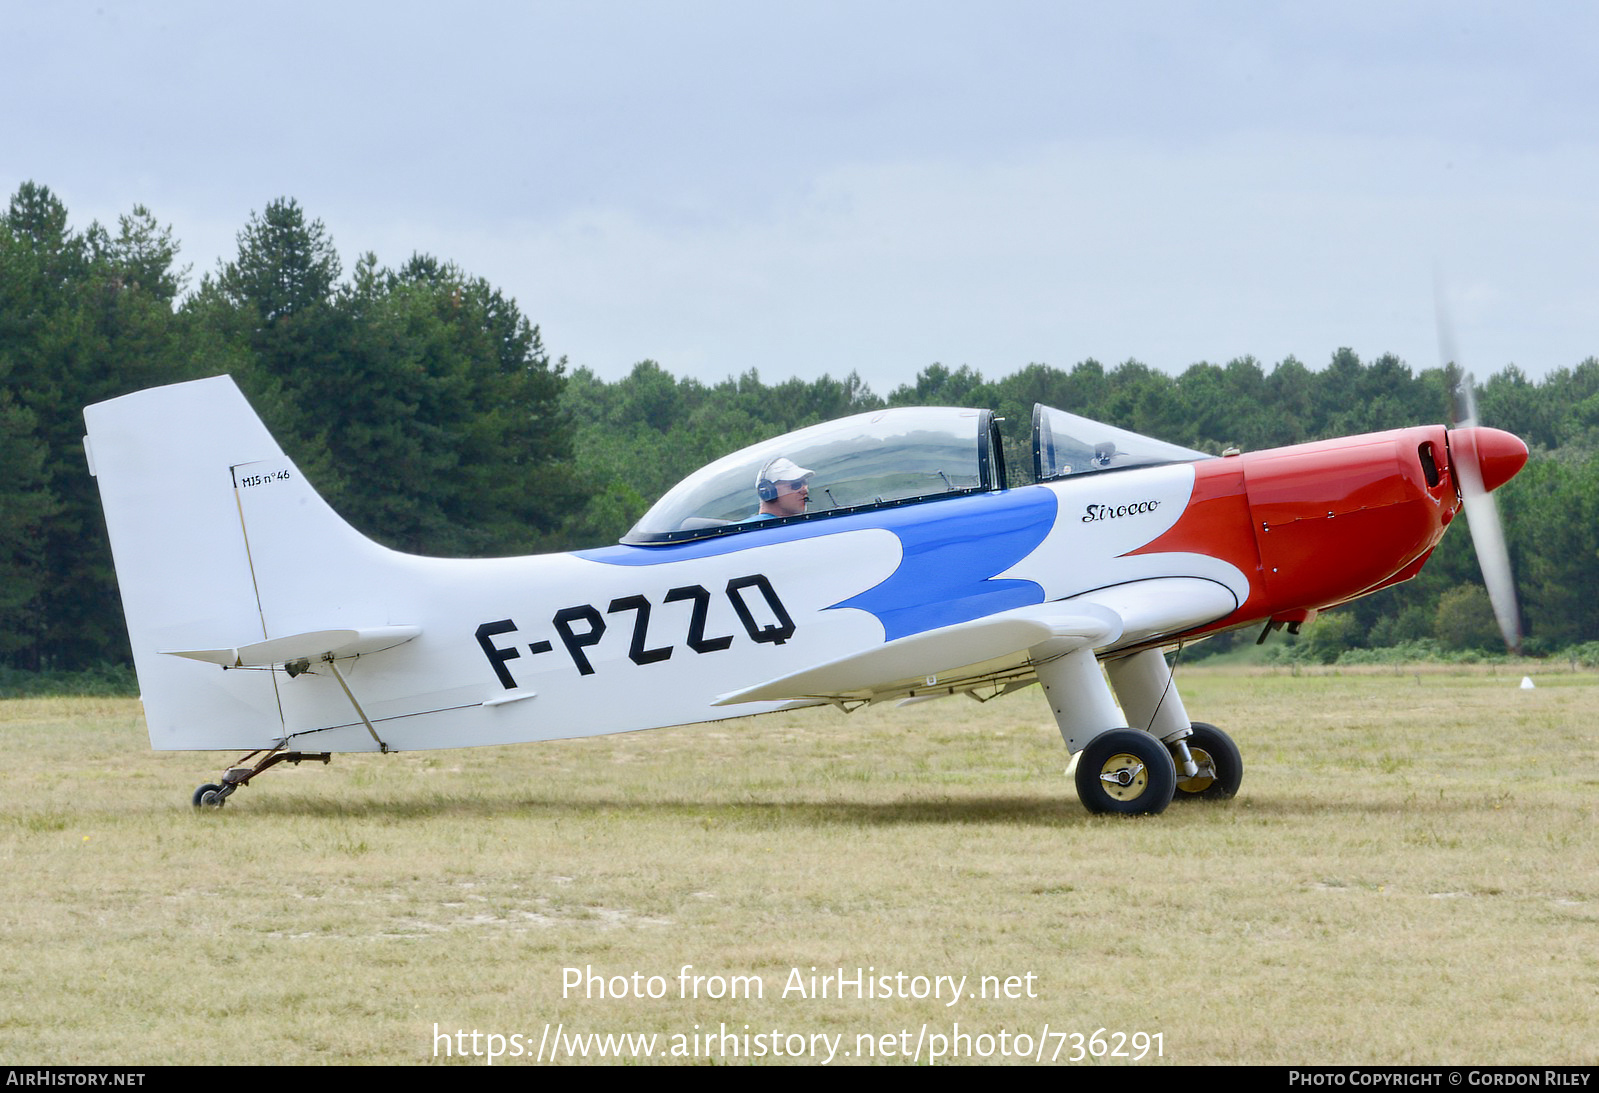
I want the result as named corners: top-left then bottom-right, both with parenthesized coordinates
top-left (1441, 336), bottom-right (1527, 653)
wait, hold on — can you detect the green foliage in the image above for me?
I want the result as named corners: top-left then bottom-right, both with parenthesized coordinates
top-left (1366, 604), bottom-right (1434, 648)
top-left (212, 197), bottom-right (340, 322)
top-left (0, 662), bottom-right (138, 697)
top-left (1, 183), bottom-right (196, 669)
top-left (1302, 611), bottom-right (1362, 664)
top-left (0, 392), bottom-right (59, 660)
top-left (1563, 641), bottom-right (1599, 669)
top-left (1332, 639), bottom-right (1446, 665)
top-left (1433, 584), bottom-right (1502, 652)
top-left (1493, 450), bottom-right (1599, 647)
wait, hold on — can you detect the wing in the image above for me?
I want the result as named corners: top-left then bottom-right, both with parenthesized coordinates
top-left (713, 576), bottom-right (1238, 707)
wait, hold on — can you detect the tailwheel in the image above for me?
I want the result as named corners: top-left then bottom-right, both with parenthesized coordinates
top-left (1074, 728), bottom-right (1177, 816)
top-left (192, 783), bottom-right (230, 809)
top-left (1172, 722), bottom-right (1242, 801)
top-left (188, 749), bottom-right (332, 808)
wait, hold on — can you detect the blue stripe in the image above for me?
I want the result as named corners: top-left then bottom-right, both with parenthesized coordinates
top-left (577, 490), bottom-right (1057, 642)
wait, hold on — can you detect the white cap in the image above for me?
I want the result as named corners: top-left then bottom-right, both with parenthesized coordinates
top-left (757, 457), bottom-right (814, 487)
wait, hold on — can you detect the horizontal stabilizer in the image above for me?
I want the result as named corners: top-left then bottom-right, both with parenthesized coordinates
top-left (713, 602), bottom-right (1121, 706)
top-left (163, 626), bottom-right (422, 668)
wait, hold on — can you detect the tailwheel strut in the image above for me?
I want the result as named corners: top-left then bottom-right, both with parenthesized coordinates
top-left (191, 748), bottom-right (332, 808)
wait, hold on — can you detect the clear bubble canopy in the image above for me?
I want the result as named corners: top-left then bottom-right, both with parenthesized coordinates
top-left (623, 404), bottom-right (1212, 545)
top-left (624, 407), bottom-right (1003, 543)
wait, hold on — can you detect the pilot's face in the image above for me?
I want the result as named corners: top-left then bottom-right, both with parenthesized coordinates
top-left (771, 478), bottom-right (809, 515)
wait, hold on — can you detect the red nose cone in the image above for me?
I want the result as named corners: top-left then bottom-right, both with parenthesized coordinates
top-left (1459, 426), bottom-right (1529, 493)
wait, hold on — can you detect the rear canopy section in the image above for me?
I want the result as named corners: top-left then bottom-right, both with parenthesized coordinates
top-left (624, 407), bottom-right (1007, 544)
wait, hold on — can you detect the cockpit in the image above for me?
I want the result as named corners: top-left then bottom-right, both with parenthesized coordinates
top-left (621, 404), bottom-right (1212, 545)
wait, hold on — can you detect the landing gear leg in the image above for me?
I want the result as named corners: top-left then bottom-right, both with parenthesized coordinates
top-left (1034, 644), bottom-right (1176, 815)
top-left (190, 748), bottom-right (331, 808)
top-left (1104, 648), bottom-right (1242, 803)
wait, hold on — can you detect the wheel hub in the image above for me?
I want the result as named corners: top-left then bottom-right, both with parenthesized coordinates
top-left (1176, 747), bottom-right (1217, 794)
top-left (1097, 755), bottom-right (1148, 800)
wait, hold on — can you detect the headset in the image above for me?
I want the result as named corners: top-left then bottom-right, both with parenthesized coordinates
top-left (756, 457), bottom-right (781, 502)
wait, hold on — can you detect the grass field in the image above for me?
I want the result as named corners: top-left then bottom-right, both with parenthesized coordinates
top-left (1, 664), bottom-right (1595, 1065)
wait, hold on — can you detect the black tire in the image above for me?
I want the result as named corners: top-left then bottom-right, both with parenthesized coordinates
top-left (1074, 729), bottom-right (1177, 816)
top-left (1172, 722), bottom-right (1243, 801)
top-left (192, 783), bottom-right (226, 809)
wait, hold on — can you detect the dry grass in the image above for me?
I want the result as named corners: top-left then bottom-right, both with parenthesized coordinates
top-left (1, 666), bottom-right (1595, 1065)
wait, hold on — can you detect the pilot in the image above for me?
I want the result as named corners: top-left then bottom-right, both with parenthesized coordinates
top-left (753, 457), bottom-right (814, 519)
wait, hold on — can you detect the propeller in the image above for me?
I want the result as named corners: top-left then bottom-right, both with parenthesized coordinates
top-left (1439, 311), bottom-right (1528, 653)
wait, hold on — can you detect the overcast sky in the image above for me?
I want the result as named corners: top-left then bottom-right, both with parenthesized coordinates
top-left (7, 0), bottom-right (1596, 394)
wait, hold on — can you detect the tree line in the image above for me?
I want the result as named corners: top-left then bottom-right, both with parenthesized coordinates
top-left (3, 181), bottom-right (1596, 674)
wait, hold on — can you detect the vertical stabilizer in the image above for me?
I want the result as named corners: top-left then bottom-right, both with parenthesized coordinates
top-left (84, 376), bottom-right (385, 749)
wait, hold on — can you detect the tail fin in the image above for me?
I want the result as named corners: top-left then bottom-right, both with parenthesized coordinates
top-left (84, 376), bottom-right (400, 749)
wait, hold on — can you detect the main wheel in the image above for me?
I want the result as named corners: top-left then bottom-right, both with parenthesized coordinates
top-left (1172, 722), bottom-right (1242, 801)
top-left (1074, 729), bottom-right (1177, 816)
top-left (192, 783), bottom-right (226, 809)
